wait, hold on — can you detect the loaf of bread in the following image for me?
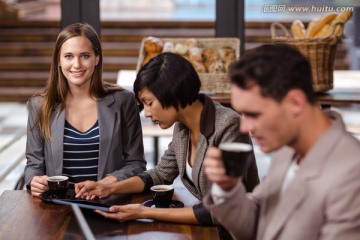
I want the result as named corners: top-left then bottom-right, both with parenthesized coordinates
top-left (218, 47), bottom-right (235, 62)
top-left (306, 13), bottom-right (337, 38)
top-left (142, 37), bottom-right (163, 66)
top-left (203, 48), bottom-right (220, 61)
top-left (144, 36), bottom-right (163, 53)
top-left (141, 37), bottom-right (237, 74)
top-left (314, 23), bottom-right (332, 37)
top-left (185, 38), bottom-right (198, 49)
top-left (332, 10), bottom-right (353, 23)
top-left (291, 20), bottom-right (306, 38)
top-left (162, 41), bottom-right (175, 53)
top-left (218, 47), bottom-right (235, 71)
top-left (331, 11), bottom-right (353, 37)
top-left (205, 59), bottom-right (225, 74)
top-left (191, 60), bottom-right (206, 73)
top-left (189, 47), bottom-right (203, 63)
top-left (305, 18), bottom-right (318, 38)
top-left (174, 43), bottom-right (188, 55)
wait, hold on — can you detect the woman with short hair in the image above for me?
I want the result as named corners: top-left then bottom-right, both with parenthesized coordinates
top-left (75, 52), bottom-right (259, 225)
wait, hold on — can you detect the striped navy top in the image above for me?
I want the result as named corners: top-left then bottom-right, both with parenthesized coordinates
top-left (63, 120), bottom-right (99, 184)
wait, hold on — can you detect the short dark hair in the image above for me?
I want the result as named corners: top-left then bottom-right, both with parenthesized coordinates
top-left (230, 43), bottom-right (315, 103)
top-left (133, 52), bottom-right (201, 110)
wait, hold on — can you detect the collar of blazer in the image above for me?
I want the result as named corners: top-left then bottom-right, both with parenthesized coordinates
top-left (97, 93), bottom-right (117, 178)
top-left (198, 94), bottom-right (216, 138)
top-left (97, 92), bottom-right (115, 107)
top-left (176, 94), bottom-right (216, 138)
top-left (199, 94), bottom-right (215, 138)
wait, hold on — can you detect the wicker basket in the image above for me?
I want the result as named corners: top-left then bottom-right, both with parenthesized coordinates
top-left (136, 37), bottom-right (240, 94)
top-left (270, 22), bottom-right (342, 92)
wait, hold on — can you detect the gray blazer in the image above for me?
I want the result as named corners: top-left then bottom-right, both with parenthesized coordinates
top-left (204, 111), bottom-right (360, 240)
top-left (24, 90), bottom-right (146, 186)
top-left (139, 94), bottom-right (259, 225)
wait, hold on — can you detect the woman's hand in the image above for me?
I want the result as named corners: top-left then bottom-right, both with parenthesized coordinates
top-left (98, 175), bottom-right (118, 184)
top-left (30, 175), bottom-right (49, 197)
top-left (96, 204), bottom-right (146, 222)
top-left (204, 147), bottom-right (239, 191)
top-left (75, 181), bottom-right (111, 200)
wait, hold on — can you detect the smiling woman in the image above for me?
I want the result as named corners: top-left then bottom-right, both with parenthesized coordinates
top-left (59, 36), bottom-right (99, 89)
top-left (24, 23), bottom-right (146, 197)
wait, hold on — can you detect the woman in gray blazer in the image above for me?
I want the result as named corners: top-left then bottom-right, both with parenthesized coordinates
top-left (25, 23), bottom-right (146, 197)
top-left (75, 53), bottom-right (259, 227)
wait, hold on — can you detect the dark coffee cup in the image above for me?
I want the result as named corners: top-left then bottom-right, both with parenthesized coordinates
top-left (150, 185), bottom-right (174, 208)
top-left (219, 142), bottom-right (253, 177)
top-left (47, 176), bottom-right (69, 198)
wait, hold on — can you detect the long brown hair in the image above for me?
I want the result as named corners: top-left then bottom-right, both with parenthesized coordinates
top-left (32, 23), bottom-right (122, 140)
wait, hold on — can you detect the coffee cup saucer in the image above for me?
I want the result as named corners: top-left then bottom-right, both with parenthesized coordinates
top-left (39, 190), bottom-right (74, 203)
top-left (142, 199), bottom-right (184, 208)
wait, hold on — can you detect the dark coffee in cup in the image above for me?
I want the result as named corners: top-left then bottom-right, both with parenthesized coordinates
top-left (219, 142), bottom-right (253, 177)
top-left (47, 176), bottom-right (69, 198)
top-left (150, 185), bottom-right (174, 208)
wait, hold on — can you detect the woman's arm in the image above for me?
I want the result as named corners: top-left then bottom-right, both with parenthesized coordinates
top-left (106, 91), bottom-right (146, 180)
top-left (75, 175), bottom-right (145, 199)
top-left (144, 124), bottom-right (180, 186)
top-left (24, 98), bottom-right (47, 191)
top-left (97, 205), bottom-right (198, 225)
top-left (98, 175), bottom-right (118, 184)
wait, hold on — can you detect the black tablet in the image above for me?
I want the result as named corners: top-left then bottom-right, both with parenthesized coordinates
top-left (52, 199), bottom-right (111, 212)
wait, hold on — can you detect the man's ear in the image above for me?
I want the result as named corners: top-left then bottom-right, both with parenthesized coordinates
top-left (284, 89), bottom-right (307, 117)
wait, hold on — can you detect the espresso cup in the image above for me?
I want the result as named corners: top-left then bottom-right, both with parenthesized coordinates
top-left (219, 142), bottom-right (253, 177)
top-left (47, 176), bottom-right (69, 198)
top-left (150, 185), bottom-right (174, 208)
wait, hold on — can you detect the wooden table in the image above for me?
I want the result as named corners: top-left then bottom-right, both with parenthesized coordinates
top-left (210, 71), bottom-right (360, 108)
top-left (209, 90), bottom-right (360, 108)
top-left (0, 188), bottom-right (219, 240)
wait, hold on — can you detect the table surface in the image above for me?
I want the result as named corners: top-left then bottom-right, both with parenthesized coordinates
top-left (118, 70), bottom-right (360, 106)
top-left (210, 70), bottom-right (360, 106)
top-left (0, 189), bottom-right (219, 240)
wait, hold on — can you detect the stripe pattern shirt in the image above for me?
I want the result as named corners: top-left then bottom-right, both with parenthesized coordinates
top-left (63, 120), bottom-right (99, 184)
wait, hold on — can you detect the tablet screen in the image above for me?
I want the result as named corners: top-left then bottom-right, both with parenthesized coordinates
top-left (52, 199), bottom-right (111, 212)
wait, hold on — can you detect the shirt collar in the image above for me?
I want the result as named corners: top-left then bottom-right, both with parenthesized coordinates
top-left (199, 94), bottom-right (216, 138)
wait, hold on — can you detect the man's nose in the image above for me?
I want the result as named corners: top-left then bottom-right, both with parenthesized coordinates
top-left (240, 116), bottom-right (253, 134)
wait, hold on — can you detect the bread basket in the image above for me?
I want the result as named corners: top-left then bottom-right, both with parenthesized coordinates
top-left (270, 22), bottom-right (344, 92)
top-left (136, 37), bottom-right (240, 94)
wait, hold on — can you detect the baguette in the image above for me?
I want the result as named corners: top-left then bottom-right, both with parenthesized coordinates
top-left (305, 18), bottom-right (319, 38)
top-left (332, 10), bottom-right (353, 23)
top-left (306, 13), bottom-right (337, 38)
top-left (332, 23), bottom-right (344, 37)
top-left (314, 24), bottom-right (331, 38)
top-left (331, 11), bottom-right (353, 37)
top-left (291, 20), bottom-right (306, 38)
